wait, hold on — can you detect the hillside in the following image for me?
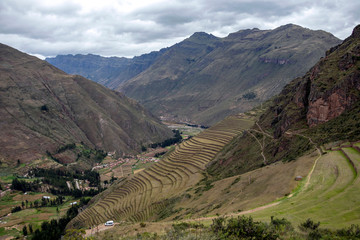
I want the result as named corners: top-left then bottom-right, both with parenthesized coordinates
top-left (66, 25), bottom-right (360, 232)
top-left (46, 50), bottom-right (166, 89)
top-left (208, 24), bottom-right (360, 178)
top-left (119, 24), bottom-right (341, 125)
top-left (0, 43), bottom-right (173, 168)
top-left (67, 115), bottom-right (255, 228)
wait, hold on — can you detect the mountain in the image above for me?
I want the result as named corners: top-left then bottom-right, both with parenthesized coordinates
top-left (118, 24), bottom-right (341, 125)
top-left (45, 25), bottom-right (340, 126)
top-left (68, 25), bottom-right (359, 228)
top-left (0, 43), bottom-right (172, 167)
top-left (208, 24), bottom-right (360, 178)
top-left (46, 49), bottom-right (166, 89)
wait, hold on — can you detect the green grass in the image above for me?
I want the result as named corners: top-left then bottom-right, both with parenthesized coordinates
top-left (0, 174), bottom-right (16, 183)
top-left (133, 162), bottom-right (155, 170)
top-left (242, 149), bottom-right (360, 229)
top-left (0, 227), bottom-right (19, 237)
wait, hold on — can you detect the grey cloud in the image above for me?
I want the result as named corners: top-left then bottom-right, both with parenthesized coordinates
top-left (0, 0), bottom-right (359, 58)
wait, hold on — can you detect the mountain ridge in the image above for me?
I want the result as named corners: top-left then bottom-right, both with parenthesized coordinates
top-left (0, 43), bottom-right (173, 167)
top-left (118, 24), bottom-right (341, 125)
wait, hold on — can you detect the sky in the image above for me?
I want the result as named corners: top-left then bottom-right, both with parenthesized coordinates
top-left (0, 0), bottom-right (359, 59)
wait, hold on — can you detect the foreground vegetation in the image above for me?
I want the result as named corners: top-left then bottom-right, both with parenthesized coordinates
top-left (92, 216), bottom-right (360, 240)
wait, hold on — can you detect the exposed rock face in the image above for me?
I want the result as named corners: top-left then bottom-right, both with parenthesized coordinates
top-left (266, 24), bottom-right (360, 137)
top-left (305, 26), bottom-right (360, 127)
top-left (307, 88), bottom-right (356, 126)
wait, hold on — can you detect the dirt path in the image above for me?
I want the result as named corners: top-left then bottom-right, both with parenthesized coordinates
top-left (85, 223), bottom-right (118, 237)
top-left (284, 131), bottom-right (323, 190)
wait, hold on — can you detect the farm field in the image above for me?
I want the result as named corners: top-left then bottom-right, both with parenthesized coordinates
top-left (68, 115), bottom-right (255, 228)
top-left (0, 191), bottom-right (84, 238)
top-left (88, 144), bottom-right (360, 239)
top-left (241, 145), bottom-right (360, 229)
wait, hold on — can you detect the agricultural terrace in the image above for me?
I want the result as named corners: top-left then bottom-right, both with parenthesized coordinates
top-left (68, 116), bottom-right (254, 228)
top-left (243, 143), bottom-right (360, 229)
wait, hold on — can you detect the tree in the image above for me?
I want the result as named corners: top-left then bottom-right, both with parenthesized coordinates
top-left (40, 104), bottom-right (49, 112)
top-left (63, 229), bottom-right (86, 240)
top-left (22, 225), bottom-right (28, 236)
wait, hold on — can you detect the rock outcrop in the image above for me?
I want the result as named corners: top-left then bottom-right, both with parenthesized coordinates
top-left (267, 24), bottom-right (360, 137)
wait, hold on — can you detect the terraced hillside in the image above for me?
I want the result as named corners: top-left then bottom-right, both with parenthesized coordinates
top-left (245, 143), bottom-right (360, 229)
top-left (68, 116), bottom-right (254, 228)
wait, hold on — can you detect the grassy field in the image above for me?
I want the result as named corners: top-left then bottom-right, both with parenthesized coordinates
top-left (241, 146), bottom-right (360, 229)
top-left (0, 191), bottom-right (85, 237)
top-left (87, 145), bottom-right (360, 238)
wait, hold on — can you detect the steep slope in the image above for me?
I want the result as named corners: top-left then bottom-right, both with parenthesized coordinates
top-left (208, 24), bottom-right (360, 178)
top-left (67, 25), bottom-right (359, 229)
top-left (119, 24), bottom-right (341, 125)
top-left (0, 43), bottom-right (172, 166)
top-left (46, 49), bottom-right (166, 89)
top-left (67, 116), bottom-right (254, 228)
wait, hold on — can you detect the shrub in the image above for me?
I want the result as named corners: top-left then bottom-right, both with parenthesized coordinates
top-left (11, 206), bottom-right (22, 213)
top-left (299, 218), bottom-right (320, 231)
top-left (40, 104), bottom-right (49, 112)
top-left (211, 216), bottom-right (278, 240)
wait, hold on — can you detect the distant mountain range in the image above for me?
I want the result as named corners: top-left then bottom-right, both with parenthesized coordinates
top-left (68, 25), bottom-right (360, 227)
top-left (47, 24), bottom-right (341, 125)
top-left (46, 50), bottom-right (166, 89)
top-left (0, 43), bottom-right (172, 167)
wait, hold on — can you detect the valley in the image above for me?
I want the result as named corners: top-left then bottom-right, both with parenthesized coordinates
top-left (83, 142), bottom-right (360, 239)
top-left (0, 22), bottom-right (359, 240)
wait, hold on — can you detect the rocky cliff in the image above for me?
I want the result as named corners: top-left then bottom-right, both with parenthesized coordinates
top-left (207, 24), bottom-right (360, 178)
top-left (269, 24), bottom-right (360, 137)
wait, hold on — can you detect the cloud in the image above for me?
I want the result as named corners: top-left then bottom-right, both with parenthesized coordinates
top-left (0, 0), bottom-right (358, 58)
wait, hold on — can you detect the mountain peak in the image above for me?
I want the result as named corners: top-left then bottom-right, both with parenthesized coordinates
top-left (351, 24), bottom-right (360, 39)
top-left (187, 32), bottom-right (218, 42)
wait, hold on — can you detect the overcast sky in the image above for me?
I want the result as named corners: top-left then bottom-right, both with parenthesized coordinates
top-left (0, 0), bottom-right (359, 59)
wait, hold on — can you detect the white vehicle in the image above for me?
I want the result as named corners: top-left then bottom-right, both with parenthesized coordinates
top-left (105, 220), bottom-right (114, 226)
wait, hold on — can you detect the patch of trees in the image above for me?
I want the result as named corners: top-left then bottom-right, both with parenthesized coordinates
top-left (40, 104), bottom-right (49, 112)
top-left (23, 198), bottom-right (91, 239)
top-left (11, 178), bottom-right (41, 192)
top-left (185, 123), bottom-right (208, 129)
top-left (46, 143), bottom-right (107, 164)
top-left (11, 206), bottom-right (22, 213)
top-left (10, 196), bottom-right (65, 213)
top-left (32, 168), bottom-right (100, 188)
top-left (49, 188), bottom-right (101, 198)
top-left (31, 205), bottom-right (80, 240)
top-left (56, 143), bottom-right (76, 153)
top-left (77, 148), bottom-right (107, 162)
top-left (242, 92), bottom-right (256, 100)
top-left (149, 130), bottom-right (182, 148)
top-left (154, 151), bottom-right (167, 158)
